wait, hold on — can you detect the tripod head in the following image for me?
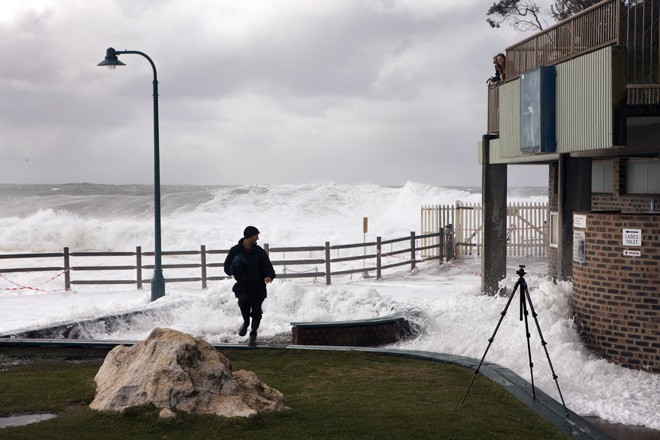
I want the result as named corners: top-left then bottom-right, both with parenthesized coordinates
top-left (516, 265), bottom-right (526, 278)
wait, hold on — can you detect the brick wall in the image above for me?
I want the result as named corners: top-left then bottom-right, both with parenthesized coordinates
top-left (591, 159), bottom-right (659, 212)
top-left (572, 212), bottom-right (660, 372)
top-left (291, 317), bottom-right (414, 347)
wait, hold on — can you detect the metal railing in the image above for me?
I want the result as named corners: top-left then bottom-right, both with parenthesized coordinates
top-left (623, 0), bottom-right (660, 103)
top-left (505, 0), bottom-right (620, 80)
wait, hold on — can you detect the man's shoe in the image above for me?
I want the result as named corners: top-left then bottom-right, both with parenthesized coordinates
top-left (248, 330), bottom-right (257, 347)
top-left (238, 322), bottom-right (249, 337)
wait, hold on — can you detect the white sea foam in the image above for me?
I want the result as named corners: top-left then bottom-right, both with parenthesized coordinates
top-left (0, 181), bottom-right (543, 252)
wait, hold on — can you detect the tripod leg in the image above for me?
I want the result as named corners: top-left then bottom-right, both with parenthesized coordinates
top-left (524, 286), bottom-right (570, 417)
top-left (520, 285), bottom-right (537, 399)
top-left (461, 281), bottom-right (519, 406)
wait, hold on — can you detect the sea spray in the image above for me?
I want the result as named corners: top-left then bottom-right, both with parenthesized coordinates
top-left (0, 182), bottom-right (545, 252)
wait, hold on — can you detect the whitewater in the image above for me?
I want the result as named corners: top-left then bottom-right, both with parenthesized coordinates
top-left (0, 182), bottom-right (657, 433)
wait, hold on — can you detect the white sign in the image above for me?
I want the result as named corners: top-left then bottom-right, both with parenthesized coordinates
top-left (573, 231), bottom-right (585, 263)
top-left (623, 249), bottom-right (641, 257)
top-left (622, 229), bottom-right (642, 247)
top-left (573, 214), bottom-right (587, 229)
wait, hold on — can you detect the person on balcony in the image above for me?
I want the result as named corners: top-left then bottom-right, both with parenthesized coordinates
top-left (224, 226), bottom-right (276, 346)
top-left (488, 53), bottom-right (506, 86)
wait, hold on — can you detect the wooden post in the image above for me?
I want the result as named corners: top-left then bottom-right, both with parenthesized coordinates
top-left (325, 241), bottom-right (331, 285)
top-left (410, 231), bottom-right (416, 271)
top-left (439, 228), bottom-right (445, 264)
top-left (376, 236), bottom-right (382, 279)
top-left (200, 245), bottom-right (207, 289)
top-left (264, 243), bottom-right (269, 255)
top-left (136, 246), bottom-right (143, 289)
top-left (63, 247), bottom-right (70, 291)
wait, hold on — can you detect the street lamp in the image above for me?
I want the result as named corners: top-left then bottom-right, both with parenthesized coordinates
top-left (98, 47), bottom-right (165, 301)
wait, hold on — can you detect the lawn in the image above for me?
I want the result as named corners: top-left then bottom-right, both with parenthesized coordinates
top-left (0, 348), bottom-right (570, 440)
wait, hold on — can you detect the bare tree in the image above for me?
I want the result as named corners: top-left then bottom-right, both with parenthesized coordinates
top-left (487, 0), bottom-right (547, 31)
top-left (550, 0), bottom-right (601, 21)
top-left (487, 0), bottom-right (599, 32)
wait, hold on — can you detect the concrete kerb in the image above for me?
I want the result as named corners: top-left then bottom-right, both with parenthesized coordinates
top-left (0, 338), bottom-right (612, 440)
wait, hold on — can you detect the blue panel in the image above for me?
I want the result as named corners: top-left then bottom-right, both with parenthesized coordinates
top-left (520, 66), bottom-right (556, 153)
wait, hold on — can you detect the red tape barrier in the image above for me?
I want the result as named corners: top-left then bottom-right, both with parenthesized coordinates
top-left (0, 271), bottom-right (68, 292)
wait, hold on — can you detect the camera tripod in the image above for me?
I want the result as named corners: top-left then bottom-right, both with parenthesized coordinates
top-left (461, 265), bottom-right (568, 416)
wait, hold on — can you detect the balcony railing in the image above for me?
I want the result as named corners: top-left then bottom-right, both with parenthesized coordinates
top-left (505, 0), bottom-right (620, 80)
top-left (488, 0), bottom-right (660, 132)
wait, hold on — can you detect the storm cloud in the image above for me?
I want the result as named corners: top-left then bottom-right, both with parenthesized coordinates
top-left (0, 0), bottom-right (544, 187)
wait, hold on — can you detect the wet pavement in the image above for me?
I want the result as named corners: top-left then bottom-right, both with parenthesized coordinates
top-left (0, 414), bottom-right (56, 428)
top-left (585, 416), bottom-right (660, 440)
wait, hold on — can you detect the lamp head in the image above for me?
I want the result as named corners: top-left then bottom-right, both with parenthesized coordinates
top-left (98, 47), bottom-right (126, 70)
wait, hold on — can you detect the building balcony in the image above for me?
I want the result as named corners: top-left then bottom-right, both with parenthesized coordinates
top-left (488, 0), bottom-right (660, 135)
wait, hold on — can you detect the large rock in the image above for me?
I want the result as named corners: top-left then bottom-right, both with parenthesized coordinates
top-left (89, 328), bottom-right (289, 418)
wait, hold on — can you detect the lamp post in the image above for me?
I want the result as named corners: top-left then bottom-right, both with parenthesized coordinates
top-left (98, 47), bottom-right (165, 301)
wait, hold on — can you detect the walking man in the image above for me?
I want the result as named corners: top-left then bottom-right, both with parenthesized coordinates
top-left (224, 226), bottom-right (276, 346)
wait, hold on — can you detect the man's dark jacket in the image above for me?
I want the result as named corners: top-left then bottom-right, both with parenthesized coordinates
top-left (224, 238), bottom-right (276, 303)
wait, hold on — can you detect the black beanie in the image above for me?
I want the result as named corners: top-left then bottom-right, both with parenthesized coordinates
top-left (243, 226), bottom-right (260, 238)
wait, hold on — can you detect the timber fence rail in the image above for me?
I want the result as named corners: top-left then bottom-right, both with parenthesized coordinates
top-left (0, 231), bottom-right (445, 292)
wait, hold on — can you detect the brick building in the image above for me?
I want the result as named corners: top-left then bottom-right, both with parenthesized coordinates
top-left (480, 1), bottom-right (659, 372)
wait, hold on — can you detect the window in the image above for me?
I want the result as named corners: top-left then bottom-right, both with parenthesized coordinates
top-left (627, 159), bottom-right (660, 194)
top-left (592, 161), bottom-right (613, 193)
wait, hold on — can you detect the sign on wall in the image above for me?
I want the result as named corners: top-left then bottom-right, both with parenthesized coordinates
top-left (573, 231), bottom-right (585, 263)
top-left (573, 214), bottom-right (587, 229)
top-left (622, 229), bottom-right (642, 247)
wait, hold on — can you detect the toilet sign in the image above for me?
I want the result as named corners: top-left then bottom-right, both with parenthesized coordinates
top-left (622, 229), bottom-right (642, 246)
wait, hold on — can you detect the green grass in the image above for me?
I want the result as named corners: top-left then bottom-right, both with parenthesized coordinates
top-left (0, 349), bottom-right (570, 440)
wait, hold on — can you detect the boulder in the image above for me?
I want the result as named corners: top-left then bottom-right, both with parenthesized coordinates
top-left (89, 327), bottom-right (289, 418)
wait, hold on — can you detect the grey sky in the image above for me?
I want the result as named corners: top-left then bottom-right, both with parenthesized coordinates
top-left (0, 0), bottom-right (547, 187)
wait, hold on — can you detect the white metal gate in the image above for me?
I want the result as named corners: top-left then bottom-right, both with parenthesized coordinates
top-left (421, 202), bottom-right (548, 258)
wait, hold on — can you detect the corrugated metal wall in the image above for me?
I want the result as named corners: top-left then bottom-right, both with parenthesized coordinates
top-left (489, 46), bottom-right (618, 164)
top-left (498, 81), bottom-right (520, 160)
top-left (556, 48), bottom-right (613, 151)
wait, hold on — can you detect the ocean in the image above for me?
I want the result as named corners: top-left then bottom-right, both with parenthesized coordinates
top-left (0, 181), bottom-right (547, 253)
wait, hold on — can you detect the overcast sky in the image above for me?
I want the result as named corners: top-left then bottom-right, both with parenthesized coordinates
top-left (0, 0), bottom-right (549, 187)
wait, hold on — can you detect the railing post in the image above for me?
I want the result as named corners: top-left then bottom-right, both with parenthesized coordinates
top-left (201, 245), bottom-right (207, 289)
top-left (410, 231), bottom-right (416, 271)
top-left (439, 227), bottom-right (445, 264)
top-left (325, 241), bottom-right (331, 285)
top-left (570, 18), bottom-right (575, 55)
top-left (376, 236), bottom-right (382, 279)
top-left (264, 243), bottom-right (269, 256)
top-left (63, 247), bottom-right (70, 291)
top-left (136, 246), bottom-right (143, 289)
top-left (454, 202), bottom-right (462, 258)
top-left (534, 37), bottom-right (539, 68)
top-left (445, 224), bottom-right (454, 260)
top-left (615, 0), bottom-right (620, 45)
